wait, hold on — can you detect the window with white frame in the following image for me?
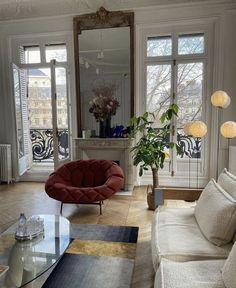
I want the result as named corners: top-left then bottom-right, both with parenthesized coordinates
top-left (20, 43), bottom-right (67, 65)
top-left (144, 29), bottom-right (208, 184)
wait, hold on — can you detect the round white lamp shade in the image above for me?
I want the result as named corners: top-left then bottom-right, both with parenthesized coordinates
top-left (220, 121), bottom-right (236, 138)
top-left (183, 122), bottom-right (193, 135)
top-left (188, 121), bottom-right (207, 138)
top-left (211, 90), bottom-right (231, 108)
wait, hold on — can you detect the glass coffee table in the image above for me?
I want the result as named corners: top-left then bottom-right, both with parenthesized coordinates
top-left (0, 215), bottom-right (70, 288)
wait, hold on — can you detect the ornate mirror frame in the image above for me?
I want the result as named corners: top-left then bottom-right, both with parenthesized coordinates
top-left (73, 7), bottom-right (134, 136)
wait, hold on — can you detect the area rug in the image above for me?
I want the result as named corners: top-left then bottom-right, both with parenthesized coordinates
top-left (42, 224), bottom-right (139, 288)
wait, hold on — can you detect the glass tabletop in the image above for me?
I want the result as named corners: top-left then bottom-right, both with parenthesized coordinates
top-left (0, 214), bottom-right (70, 288)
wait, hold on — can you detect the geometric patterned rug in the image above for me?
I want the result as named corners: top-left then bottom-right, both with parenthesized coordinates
top-left (42, 224), bottom-right (139, 288)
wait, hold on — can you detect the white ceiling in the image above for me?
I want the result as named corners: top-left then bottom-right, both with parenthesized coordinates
top-left (0, 0), bottom-right (233, 21)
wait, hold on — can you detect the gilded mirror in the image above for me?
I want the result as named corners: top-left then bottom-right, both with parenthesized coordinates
top-left (73, 7), bottom-right (134, 137)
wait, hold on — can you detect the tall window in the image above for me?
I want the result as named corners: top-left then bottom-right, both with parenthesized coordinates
top-left (15, 40), bottom-right (70, 164)
top-left (145, 31), bottom-right (207, 178)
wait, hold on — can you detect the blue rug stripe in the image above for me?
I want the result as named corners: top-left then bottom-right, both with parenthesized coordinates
top-left (70, 224), bottom-right (139, 243)
top-left (42, 225), bottom-right (139, 288)
top-left (42, 252), bottom-right (135, 288)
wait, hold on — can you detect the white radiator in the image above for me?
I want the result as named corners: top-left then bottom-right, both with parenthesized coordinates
top-left (0, 144), bottom-right (12, 184)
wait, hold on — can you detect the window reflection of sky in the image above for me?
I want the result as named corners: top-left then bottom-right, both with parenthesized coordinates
top-left (32, 215), bottom-right (70, 256)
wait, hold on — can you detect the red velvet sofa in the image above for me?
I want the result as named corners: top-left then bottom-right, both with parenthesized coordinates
top-left (45, 159), bottom-right (124, 214)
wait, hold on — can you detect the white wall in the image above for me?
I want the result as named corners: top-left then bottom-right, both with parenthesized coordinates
top-left (217, 10), bottom-right (236, 173)
top-left (0, 1), bottom-right (235, 183)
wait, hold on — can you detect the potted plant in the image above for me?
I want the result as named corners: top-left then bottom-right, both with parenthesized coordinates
top-left (130, 104), bottom-right (182, 210)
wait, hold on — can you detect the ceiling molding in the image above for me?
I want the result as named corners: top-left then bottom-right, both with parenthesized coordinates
top-left (0, 0), bottom-right (235, 21)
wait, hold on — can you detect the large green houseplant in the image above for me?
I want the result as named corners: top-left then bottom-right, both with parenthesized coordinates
top-left (130, 104), bottom-right (182, 210)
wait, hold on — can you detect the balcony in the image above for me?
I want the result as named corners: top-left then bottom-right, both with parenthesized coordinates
top-left (30, 129), bottom-right (69, 162)
top-left (29, 128), bottom-right (201, 163)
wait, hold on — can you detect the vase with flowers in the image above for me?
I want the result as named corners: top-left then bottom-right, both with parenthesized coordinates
top-left (89, 84), bottom-right (119, 137)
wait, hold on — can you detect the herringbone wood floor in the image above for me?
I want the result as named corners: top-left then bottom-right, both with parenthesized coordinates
top-left (0, 182), bottom-right (193, 288)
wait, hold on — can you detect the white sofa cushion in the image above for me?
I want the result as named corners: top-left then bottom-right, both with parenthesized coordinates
top-left (222, 242), bottom-right (236, 288)
top-left (218, 168), bottom-right (236, 200)
top-left (233, 233), bottom-right (236, 243)
top-left (195, 179), bottom-right (236, 246)
top-left (155, 259), bottom-right (226, 288)
top-left (151, 207), bottom-right (232, 271)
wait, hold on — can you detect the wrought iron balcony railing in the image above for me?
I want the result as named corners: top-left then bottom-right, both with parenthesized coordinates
top-left (30, 128), bottom-right (69, 162)
top-left (29, 128), bottom-right (201, 163)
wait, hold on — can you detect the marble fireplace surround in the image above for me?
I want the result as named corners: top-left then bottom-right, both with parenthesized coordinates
top-left (72, 138), bottom-right (134, 192)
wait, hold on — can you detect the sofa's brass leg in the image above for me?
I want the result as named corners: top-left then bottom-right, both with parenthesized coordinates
top-left (60, 202), bottom-right (63, 215)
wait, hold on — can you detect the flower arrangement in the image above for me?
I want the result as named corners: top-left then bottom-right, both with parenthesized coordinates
top-left (89, 84), bottom-right (119, 122)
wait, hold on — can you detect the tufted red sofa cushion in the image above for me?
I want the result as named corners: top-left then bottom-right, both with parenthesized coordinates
top-left (45, 159), bottom-right (124, 203)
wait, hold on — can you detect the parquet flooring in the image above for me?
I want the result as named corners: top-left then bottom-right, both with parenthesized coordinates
top-left (0, 182), bottom-right (193, 288)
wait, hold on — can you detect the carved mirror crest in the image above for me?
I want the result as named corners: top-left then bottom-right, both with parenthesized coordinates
top-left (73, 7), bottom-right (134, 137)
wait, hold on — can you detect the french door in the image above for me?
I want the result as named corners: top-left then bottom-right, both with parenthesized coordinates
top-left (144, 31), bottom-right (208, 187)
top-left (13, 60), bottom-right (71, 178)
top-left (50, 60), bottom-right (71, 169)
top-left (12, 64), bottom-right (30, 176)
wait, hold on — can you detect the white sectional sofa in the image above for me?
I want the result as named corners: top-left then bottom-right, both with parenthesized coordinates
top-left (151, 168), bottom-right (236, 288)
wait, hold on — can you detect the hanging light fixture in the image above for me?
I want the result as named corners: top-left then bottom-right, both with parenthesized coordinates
top-left (79, 57), bottom-right (84, 65)
top-left (211, 90), bottom-right (231, 108)
top-left (97, 31), bottom-right (104, 59)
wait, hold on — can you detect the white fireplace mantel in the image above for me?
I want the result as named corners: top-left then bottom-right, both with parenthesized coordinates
top-left (72, 138), bottom-right (135, 191)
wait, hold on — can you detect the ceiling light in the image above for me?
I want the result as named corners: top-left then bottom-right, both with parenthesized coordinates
top-left (97, 51), bottom-right (104, 59)
top-left (79, 57), bottom-right (84, 64)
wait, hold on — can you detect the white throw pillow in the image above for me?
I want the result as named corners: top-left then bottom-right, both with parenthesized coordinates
top-left (218, 168), bottom-right (236, 200)
top-left (222, 242), bottom-right (236, 288)
top-left (195, 179), bottom-right (236, 246)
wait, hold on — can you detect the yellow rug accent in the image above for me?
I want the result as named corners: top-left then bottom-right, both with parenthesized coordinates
top-left (66, 239), bottom-right (136, 259)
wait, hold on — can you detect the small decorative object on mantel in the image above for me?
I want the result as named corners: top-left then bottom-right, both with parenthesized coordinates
top-left (15, 213), bottom-right (44, 241)
top-left (89, 83), bottom-right (119, 138)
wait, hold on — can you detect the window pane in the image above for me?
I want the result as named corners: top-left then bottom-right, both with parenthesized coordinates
top-left (146, 64), bottom-right (171, 126)
top-left (147, 36), bottom-right (172, 57)
top-left (27, 68), bottom-right (52, 129)
top-left (178, 33), bottom-right (204, 55)
top-left (13, 68), bottom-right (24, 158)
top-left (23, 46), bottom-right (41, 64)
top-left (55, 67), bottom-right (69, 161)
top-left (45, 44), bottom-right (67, 62)
top-left (177, 62), bottom-right (203, 158)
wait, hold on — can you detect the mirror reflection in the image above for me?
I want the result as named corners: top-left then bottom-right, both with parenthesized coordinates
top-left (79, 27), bottom-right (131, 136)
